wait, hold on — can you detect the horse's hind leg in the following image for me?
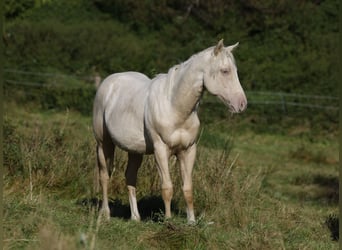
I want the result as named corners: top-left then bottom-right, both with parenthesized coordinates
top-left (96, 142), bottom-right (115, 220)
top-left (125, 153), bottom-right (143, 221)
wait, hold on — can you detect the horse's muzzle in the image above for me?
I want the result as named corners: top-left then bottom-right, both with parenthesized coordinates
top-left (230, 92), bottom-right (247, 113)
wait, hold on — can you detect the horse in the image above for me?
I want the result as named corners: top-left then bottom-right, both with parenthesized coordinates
top-left (92, 39), bottom-right (247, 223)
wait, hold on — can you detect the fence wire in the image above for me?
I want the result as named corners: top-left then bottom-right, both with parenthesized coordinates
top-left (4, 69), bottom-right (339, 112)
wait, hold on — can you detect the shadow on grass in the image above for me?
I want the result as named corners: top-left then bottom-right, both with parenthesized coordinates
top-left (78, 195), bottom-right (180, 222)
top-left (293, 174), bottom-right (338, 204)
top-left (292, 174), bottom-right (338, 241)
top-left (312, 175), bottom-right (339, 204)
top-left (325, 214), bottom-right (339, 241)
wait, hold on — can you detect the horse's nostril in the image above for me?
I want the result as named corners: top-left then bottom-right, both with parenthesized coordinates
top-left (240, 98), bottom-right (247, 111)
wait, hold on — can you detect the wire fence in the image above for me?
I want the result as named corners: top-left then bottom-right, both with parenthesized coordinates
top-left (4, 69), bottom-right (339, 112)
top-left (245, 91), bottom-right (338, 111)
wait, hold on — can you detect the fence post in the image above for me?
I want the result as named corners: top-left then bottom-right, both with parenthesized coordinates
top-left (279, 92), bottom-right (287, 113)
top-left (94, 73), bottom-right (101, 89)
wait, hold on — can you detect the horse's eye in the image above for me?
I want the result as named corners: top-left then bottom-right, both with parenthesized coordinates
top-left (220, 69), bottom-right (230, 74)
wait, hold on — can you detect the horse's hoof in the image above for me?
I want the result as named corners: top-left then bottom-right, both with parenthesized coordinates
top-left (131, 215), bottom-right (141, 222)
top-left (187, 219), bottom-right (196, 225)
top-left (131, 216), bottom-right (141, 222)
top-left (100, 208), bottom-right (110, 221)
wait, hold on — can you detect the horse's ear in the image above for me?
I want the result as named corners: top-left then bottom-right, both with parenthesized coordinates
top-left (227, 42), bottom-right (239, 52)
top-left (214, 39), bottom-right (224, 56)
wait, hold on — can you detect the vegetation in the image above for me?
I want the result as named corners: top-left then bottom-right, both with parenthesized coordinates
top-left (3, 0), bottom-right (338, 249)
top-left (3, 100), bottom-right (338, 249)
top-left (4, 0), bottom-right (339, 95)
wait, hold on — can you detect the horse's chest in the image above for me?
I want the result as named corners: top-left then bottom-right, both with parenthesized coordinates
top-left (163, 117), bottom-right (200, 150)
top-left (169, 129), bottom-right (196, 149)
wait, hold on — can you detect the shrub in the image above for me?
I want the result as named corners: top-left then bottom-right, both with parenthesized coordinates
top-left (40, 83), bottom-right (96, 115)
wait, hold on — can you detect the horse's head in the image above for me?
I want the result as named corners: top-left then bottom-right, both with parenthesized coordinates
top-left (203, 39), bottom-right (247, 113)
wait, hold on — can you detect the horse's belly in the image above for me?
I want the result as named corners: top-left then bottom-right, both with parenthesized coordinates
top-left (106, 113), bottom-right (149, 154)
top-left (113, 130), bottom-right (147, 153)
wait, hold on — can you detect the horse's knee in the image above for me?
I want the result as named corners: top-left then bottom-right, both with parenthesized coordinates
top-left (162, 186), bottom-right (173, 202)
top-left (183, 189), bottom-right (193, 204)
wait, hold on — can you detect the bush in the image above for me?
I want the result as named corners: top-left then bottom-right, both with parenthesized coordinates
top-left (5, 0), bottom-right (339, 95)
top-left (40, 84), bottom-right (96, 115)
top-left (4, 0), bottom-right (35, 19)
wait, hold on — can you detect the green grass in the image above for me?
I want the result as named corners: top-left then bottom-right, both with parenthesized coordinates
top-left (3, 100), bottom-right (338, 249)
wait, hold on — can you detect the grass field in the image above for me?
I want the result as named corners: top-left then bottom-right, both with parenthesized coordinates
top-left (3, 99), bottom-right (338, 250)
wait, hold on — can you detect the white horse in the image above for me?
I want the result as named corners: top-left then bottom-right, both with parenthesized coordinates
top-left (93, 39), bottom-right (247, 223)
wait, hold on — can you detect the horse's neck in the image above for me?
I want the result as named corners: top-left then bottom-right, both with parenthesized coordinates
top-left (169, 55), bottom-right (205, 118)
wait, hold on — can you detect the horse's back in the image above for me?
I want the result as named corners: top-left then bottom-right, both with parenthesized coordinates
top-left (95, 72), bottom-right (149, 106)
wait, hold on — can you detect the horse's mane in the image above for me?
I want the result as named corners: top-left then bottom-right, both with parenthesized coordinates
top-left (156, 44), bottom-right (236, 100)
top-left (164, 47), bottom-right (213, 100)
top-left (166, 65), bottom-right (178, 100)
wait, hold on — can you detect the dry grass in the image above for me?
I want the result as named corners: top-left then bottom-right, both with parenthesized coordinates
top-left (3, 101), bottom-right (338, 249)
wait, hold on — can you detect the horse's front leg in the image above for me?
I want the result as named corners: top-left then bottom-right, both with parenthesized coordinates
top-left (154, 141), bottom-right (173, 219)
top-left (177, 144), bottom-right (196, 223)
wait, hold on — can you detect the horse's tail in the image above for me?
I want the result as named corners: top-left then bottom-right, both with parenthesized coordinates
top-left (93, 145), bottom-right (100, 195)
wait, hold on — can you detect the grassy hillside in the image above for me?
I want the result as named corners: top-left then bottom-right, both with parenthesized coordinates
top-left (3, 0), bottom-right (339, 249)
top-left (3, 100), bottom-right (338, 249)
